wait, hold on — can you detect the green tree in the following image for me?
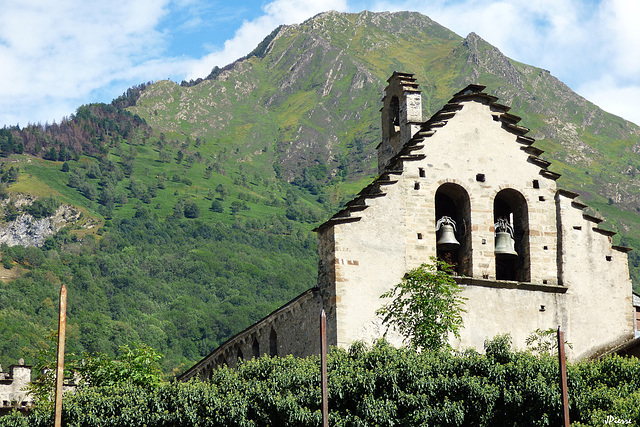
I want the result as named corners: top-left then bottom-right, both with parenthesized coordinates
top-left (183, 199), bottom-right (200, 218)
top-left (27, 340), bottom-right (164, 406)
top-left (210, 199), bottom-right (224, 213)
top-left (377, 257), bottom-right (466, 351)
top-left (43, 146), bottom-right (57, 161)
top-left (77, 343), bottom-right (164, 388)
top-left (1, 166), bottom-right (18, 183)
top-left (172, 199), bottom-right (184, 218)
top-left (2, 253), bottom-right (13, 269)
top-left (215, 183), bottom-right (227, 199)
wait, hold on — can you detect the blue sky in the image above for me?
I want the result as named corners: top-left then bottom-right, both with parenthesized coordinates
top-left (1, 0), bottom-right (639, 127)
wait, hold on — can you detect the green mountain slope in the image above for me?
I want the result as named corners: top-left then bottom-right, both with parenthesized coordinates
top-left (1, 10), bottom-right (639, 373)
top-left (132, 10), bottom-right (640, 278)
top-left (134, 11), bottom-right (640, 227)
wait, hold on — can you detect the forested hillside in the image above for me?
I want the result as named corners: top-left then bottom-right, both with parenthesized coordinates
top-left (1, 10), bottom-right (640, 373)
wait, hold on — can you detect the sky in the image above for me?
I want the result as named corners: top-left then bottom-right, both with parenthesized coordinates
top-left (1, 0), bottom-right (639, 127)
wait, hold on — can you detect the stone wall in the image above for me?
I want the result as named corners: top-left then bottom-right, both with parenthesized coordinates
top-left (179, 289), bottom-right (323, 381)
top-left (558, 190), bottom-right (634, 359)
top-left (0, 360), bottom-right (32, 409)
top-left (315, 81), bottom-right (633, 360)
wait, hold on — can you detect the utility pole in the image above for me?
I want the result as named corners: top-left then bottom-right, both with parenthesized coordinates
top-left (557, 326), bottom-right (570, 427)
top-left (54, 284), bottom-right (67, 427)
top-left (321, 309), bottom-right (328, 427)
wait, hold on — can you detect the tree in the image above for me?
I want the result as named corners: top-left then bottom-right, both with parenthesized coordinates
top-left (183, 199), bottom-right (200, 218)
top-left (172, 199), bottom-right (184, 218)
top-left (376, 258), bottom-right (466, 351)
top-left (44, 146), bottom-right (58, 161)
top-left (210, 199), bottom-right (224, 213)
top-left (1, 166), bottom-right (18, 183)
top-left (27, 340), bottom-right (164, 405)
top-left (2, 253), bottom-right (13, 269)
top-left (79, 181), bottom-right (97, 201)
top-left (215, 183), bottom-right (227, 199)
top-left (78, 343), bottom-right (164, 388)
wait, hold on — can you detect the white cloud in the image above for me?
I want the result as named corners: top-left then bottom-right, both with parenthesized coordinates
top-left (578, 76), bottom-right (640, 126)
top-left (362, 0), bottom-right (640, 125)
top-left (185, 0), bottom-right (349, 80)
top-left (2, 0), bottom-right (640, 128)
top-left (600, 0), bottom-right (640, 78)
top-left (0, 0), bottom-right (177, 125)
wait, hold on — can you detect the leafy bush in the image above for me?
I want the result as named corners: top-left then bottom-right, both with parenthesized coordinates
top-left (4, 340), bottom-right (640, 426)
top-left (24, 197), bottom-right (60, 219)
top-left (183, 199), bottom-right (200, 218)
top-left (377, 258), bottom-right (466, 351)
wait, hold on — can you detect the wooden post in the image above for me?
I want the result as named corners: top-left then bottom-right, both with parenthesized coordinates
top-left (557, 326), bottom-right (570, 427)
top-left (54, 284), bottom-right (67, 427)
top-left (321, 309), bottom-right (328, 427)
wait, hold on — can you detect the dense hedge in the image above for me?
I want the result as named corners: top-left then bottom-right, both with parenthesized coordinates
top-left (3, 339), bottom-right (640, 426)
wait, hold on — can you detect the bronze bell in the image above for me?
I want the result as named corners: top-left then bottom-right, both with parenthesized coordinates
top-left (495, 231), bottom-right (517, 257)
top-left (437, 223), bottom-right (460, 250)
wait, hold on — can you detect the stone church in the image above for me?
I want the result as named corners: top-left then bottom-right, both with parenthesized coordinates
top-left (179, 72), bottom-right (635, 381)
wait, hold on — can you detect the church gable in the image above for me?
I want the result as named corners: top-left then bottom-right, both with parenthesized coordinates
top-left (315, 73), bottom-right (633, 358)
top-left (316, 76), bottom-right (562, 284)
top-left (181, 73), bottom-right (634, 380)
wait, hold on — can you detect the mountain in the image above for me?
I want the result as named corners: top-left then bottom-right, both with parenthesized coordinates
top-left (132, 10), bottom-right (640, 246)
top-left (1, 10), bottom-right (639, 372)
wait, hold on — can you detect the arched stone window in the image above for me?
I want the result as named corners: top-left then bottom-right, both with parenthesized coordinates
top-left (390, 95), bottom-right (400, 130)
top-left (252, 337), bottom-right (260, 358)
top-left (493, 189), bottom-right (530, 282)
top-left (435, 183), bottom-right (472, 276)
top-left (269, 328), bottom-right (278, 356)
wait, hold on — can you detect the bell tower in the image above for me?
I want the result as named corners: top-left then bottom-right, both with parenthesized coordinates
top-left (378, 72), bottom-right (422, 173)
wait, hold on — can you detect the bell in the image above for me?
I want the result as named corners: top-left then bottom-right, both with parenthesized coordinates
top-left (495, 231), bottom-right (517, 257)
top-left (437, 224), bottom-right (460, 250)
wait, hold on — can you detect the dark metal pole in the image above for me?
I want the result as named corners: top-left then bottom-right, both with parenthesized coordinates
top-left (54, 284), bottom-right (67, 427)
top-left (557, 326), bottom-right (570, 427)
top-left (321, 309), bottom-right (328, 427)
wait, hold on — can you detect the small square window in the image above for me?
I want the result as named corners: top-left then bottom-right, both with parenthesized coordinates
top-left (417, 233), bottom-right (423, 240)
top-left (539, 196), bottom-right (545, 202)
top-left (533, 180), bottom-right (540, 189)
top-left (476, 173), bottom-right (485, 182)
top-left (414, 182), bottom-right (420, 190)
top-left (606, 255), bottom-right (613, 262)
top-left (419, 168), bottom-right (425, 178)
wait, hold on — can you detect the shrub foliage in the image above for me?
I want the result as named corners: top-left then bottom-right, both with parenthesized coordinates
top-left (3, 339), bottom-right (640, 426)
top-left (377, 258), bottom-right (466, 351)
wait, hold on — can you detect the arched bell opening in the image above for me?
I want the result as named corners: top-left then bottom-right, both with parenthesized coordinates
top-left (493, 189), bottom-right (530, 282)
top-left (269, 328), bottom-right (278, 356)
top-left (252, 337), bottom-right (260, 358)
top-left (389, 95), bottom-right (400, 131)
top-left (435, 183), bottom-right (471, 276)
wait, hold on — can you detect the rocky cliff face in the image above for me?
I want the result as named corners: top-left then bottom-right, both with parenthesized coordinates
top-left (0, 198), bottom-right (81, 247)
